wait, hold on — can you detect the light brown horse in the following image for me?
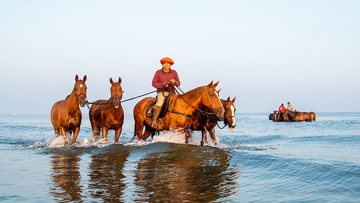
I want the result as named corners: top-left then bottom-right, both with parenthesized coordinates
top-left (50, 75), bottom-right (87, 144)
top-left (89, 77), bottom-right (124, 142)
top-left (133, 81), bottom-right (224, 144)
top-left (190, 96), bottom-right (236, 146)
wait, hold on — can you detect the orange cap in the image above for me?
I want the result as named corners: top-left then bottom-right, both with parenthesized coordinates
top-left (160, 57), bottom-right (174, 65)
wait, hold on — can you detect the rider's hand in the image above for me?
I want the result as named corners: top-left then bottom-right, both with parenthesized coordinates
top-left (170, 79), bottom-right (176, 84)
top-left (164, 82), bottom-right (169, 87)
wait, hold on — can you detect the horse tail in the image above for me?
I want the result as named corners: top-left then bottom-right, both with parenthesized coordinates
top-left (130, 123), bottom-right (137, 142)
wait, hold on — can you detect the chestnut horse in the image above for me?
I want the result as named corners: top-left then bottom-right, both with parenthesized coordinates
top-left (89, 77), bottom-right (124, 142)
top-left (190, 96), bottom-right (237, 146)
top-left (133, 81), bottom-right (224, 144)
top-left (50, 75), bottom-right (87, 144)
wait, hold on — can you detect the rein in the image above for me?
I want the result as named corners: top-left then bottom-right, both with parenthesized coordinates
top-left (172, 85), bottom-right (217, 117)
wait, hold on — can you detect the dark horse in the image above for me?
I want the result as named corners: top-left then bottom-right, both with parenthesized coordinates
top-left (50, 75), bottom-right (87, 144)
top-left (89, 77), bottom-right (124, 142)
top-left (190, 96), bottom-right (236, 146)
top-left (283, 110), bottom-right (312, 122)
top-left (133, 81), bottom-right (225, 144)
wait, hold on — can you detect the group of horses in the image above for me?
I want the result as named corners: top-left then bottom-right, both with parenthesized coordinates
top-left (269, 109), bottom-right (316, 122)
top-left (50, 75), bottom-right (237, 146)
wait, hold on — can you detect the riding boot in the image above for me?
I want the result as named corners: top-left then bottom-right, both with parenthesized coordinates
top-left (151, 105), bottom-right (161, 128)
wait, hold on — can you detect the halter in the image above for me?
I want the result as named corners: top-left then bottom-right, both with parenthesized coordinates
top-left (73, 83), bottom-right (88, 106)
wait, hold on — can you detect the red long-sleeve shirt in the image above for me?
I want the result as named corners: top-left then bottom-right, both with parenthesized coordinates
top-left (152, 69), bottom-right (181, 93)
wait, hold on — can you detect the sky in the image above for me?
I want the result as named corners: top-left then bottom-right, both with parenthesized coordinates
top-left (1, 0), bottom-right (359, 114)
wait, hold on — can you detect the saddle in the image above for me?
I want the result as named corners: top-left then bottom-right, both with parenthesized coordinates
top-left (146, 94), bottom-right (173, 118)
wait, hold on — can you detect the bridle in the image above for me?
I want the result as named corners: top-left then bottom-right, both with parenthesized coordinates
top-left (73, 84), bottom-right (87, 102)
top-left (172, 84), bottom-right (219, 117)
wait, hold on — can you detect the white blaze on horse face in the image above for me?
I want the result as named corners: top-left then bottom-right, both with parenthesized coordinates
top-left (80, 84), bottom-right (83, 88)
top-left (230, 105), bottom-right (236, 129)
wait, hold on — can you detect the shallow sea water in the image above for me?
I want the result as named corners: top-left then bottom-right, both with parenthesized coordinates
top-left (0, 112), bottom-right (359, 202)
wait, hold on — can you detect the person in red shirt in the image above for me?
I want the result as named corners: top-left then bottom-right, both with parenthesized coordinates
top-left (151, 57), bottom-right (181, 128)
top-left (279, 103), bottom-right (286, 113)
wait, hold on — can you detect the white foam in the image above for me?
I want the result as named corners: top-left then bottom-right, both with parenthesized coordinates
top-left (49, 135), bottom-right (67, 148)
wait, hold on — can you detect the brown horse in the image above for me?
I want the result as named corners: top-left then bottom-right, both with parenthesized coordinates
top-left (190, 96), bottom-right (236, 146)
top-left (50, 75), bottom-right (87, 144)
top-left (89, 77), bottom-right (124, 142)
top-left (133, 81), bottom-right (224, 144)
top-left (283, 109), bottom-right (311, 122)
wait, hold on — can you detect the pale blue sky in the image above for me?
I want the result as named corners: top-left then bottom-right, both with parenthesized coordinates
top-left (1, 0), bottom-right (359, 114)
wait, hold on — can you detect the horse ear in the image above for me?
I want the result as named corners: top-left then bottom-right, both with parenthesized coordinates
top-left (208, 81), bottom-right (214, 87)
top-left (75, 74), bottom-right (79, 81)
top-left (232, 96), bottom-right (236, 103)
top-left (83, 75), bottom-right (87, 82)
top-left (213, 81), bottom-right (219, 88)
top-left (110, 77), bottom-right (114, 84)
top-left (227, 96), bottom-right (230, 101)
top-left (118, 77), bottom-right (122, 83)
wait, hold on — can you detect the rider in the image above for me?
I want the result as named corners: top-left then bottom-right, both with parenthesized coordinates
top-left (279, 103), bottom-right (286, 113)
top-left (287, 102), bottom-right (294, 111)
top-left (151, 57), bottom-right (181, 128)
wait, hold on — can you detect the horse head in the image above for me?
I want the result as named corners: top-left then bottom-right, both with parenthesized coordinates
top-left (202, 81), bottom-right (225, 121)
top-left (73, 75), bottom-right (87, 107)
top-left (110, 77), bottom-right (123, 108)
top-left (273, 110), bottom-right (279, 121)
top-left (223, 96), bottom-right (237, 130)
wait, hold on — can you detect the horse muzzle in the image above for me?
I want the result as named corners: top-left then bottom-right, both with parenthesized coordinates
top-left (112, 96), bottom-right (121, 109)
top-left (78, 94), bottom-right (87, 107)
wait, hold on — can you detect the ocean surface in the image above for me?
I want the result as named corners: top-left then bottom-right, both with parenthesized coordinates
top-left (0, 112), bottom-right (359, 202)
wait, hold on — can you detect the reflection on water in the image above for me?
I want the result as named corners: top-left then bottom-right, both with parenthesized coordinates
top-left (48, 143), bottom-right (240, 202)
top-left (88, 148), bottom-right (129, 202)
top-left (50, 153), bottom-right (83, 202)
top-left (134, 144), bottom-right (239, 202)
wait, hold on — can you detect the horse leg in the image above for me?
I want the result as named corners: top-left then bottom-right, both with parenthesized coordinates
top-left (114, 127), bottom-right (122, 142)
top-left (60, 127), bottom-right (69, 144)
top-left (185, 129), bottom-right (191, 144)
top-left (200, 129), bottom-right (206, 146)
top-left (209, 128), bottom-right (218, 146)
top-left (72, 127), bottom-right (80, 143)
top-left (53, 126), bottom-right (60, 135)
top-left (89, 117), bottom-right (100, 140)
top-left (142, 126), bottom-right (153, 141)
top-left (101, 127), bottom-right (108, 141)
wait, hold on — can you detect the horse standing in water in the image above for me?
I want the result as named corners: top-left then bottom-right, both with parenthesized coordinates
top-left (50, 75), bottom-right (87, 144)
top-left (190, 96), bottom-right (237, 146)
top-left (89, 77), bottom-right (124, 142)
top-left (133, 81), bottom-right (224, 144)
top-left (283, 110), bottom-right (311, 122)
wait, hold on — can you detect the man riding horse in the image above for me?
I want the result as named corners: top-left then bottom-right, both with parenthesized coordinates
top-left (151, 57), bottom-right (181, 128)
